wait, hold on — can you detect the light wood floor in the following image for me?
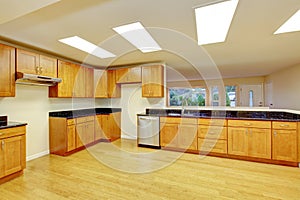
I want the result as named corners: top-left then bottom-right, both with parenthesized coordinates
top-left (1, 139), bottom-right (300, 200)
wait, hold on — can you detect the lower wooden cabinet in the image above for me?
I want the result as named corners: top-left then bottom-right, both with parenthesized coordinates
top-left (95, 112), bottom-right (121, 142)
top-left (272, 122), bottom-right (297, 162)
top-left (50, 116), bottom-right (95, 156)
top-left (160, 117), bottom-right (197, 151)
top-left (75, 116), bottom-right (95, 148)
top-left (198, 119), bottom-right (228, 154)
top-left (0, 126), bottom-right (26, 182)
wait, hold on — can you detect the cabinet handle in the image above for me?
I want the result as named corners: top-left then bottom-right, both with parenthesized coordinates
top-left (1, 140), bottom-right (4, 150)
top-left (244, 123), bottom-right (252, 126)
top-left (274, 131), bottom-right (277, 136)
top-left (279, 124), bottom-right (289, 127)
top-left (0, 132), bottom-right (3, 136)
top-left (245, 129), bottom-right (248, 134)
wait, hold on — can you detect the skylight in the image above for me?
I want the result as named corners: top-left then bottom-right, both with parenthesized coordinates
top-left (58, 36), bottom-right (116, 59)
top-left (195, 0), bottom-right (239, 45)
top-left (274, 9), bottom-right (300, 34)
top-left (112, 22), bottom-right (162, 53)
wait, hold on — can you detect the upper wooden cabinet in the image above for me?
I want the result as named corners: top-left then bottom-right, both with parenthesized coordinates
top-left (49, 60), bottom-right (94, 98)
top-left (0, 44), bottom-right (15, 97)
top-left (142, 65), bottom-right (164, 98)
top-left (94, 69), bottom-right (120, 98)
top-left (116, 67), bottom-right (142, 83)
top-left (16, 49), bottom-right (57, 77)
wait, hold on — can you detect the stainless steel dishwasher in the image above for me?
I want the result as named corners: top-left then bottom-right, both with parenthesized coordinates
top-left (137, 115), bottom-right (160, 149)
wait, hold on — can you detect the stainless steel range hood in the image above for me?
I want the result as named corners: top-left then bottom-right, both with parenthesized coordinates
top-left (16, 72), bottom-right (62, 86)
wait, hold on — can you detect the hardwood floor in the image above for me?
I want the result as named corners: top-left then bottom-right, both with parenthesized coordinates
top-left (1, 139), bottom-right (300, 199)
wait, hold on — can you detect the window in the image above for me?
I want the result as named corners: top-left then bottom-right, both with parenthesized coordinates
top-left (211, 86), bottom-right (219, 106)
top-left (169, 88), bottom-right (206, 106)
top-left (226, 86), bottom-right (236, 107)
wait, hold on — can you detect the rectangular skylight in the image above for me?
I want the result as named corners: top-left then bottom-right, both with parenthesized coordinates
top-left (274, 9), bottom-right (300, 34)
top-left (58, 36), bottom-right (116, 59)
top-left (112, 22), bottom-right (162, 53)
top-left (195, 0), bottom-right (239, 45)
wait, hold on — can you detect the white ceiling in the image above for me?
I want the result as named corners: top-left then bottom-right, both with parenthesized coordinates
top-left (0, 0), bottom-right (300, 81)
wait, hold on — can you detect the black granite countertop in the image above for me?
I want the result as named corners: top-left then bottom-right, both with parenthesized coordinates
top-left (0, 121), bottom-right (27, 130)
top-left (49, 108), bottom-right (122, 119)
top-left (137, 108), bottom-right (300, 121)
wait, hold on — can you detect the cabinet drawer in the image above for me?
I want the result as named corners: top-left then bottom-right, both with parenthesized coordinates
top-left (198, 118), bottom-right (227, 126)
top-left (228, 120), bottom-right (271, 129)
top-left (272, 121), bottom-right (297, 130)
top-left (0, 126), bottom-right (26, 139)
top-left (198, 126), bottom-right (227, 139)
top-left (160, 117), bottom-right (197, 124)
top-left (198, 138), bottom-right (227, 154)
top-left (67, 119), bottom-right (75, 126)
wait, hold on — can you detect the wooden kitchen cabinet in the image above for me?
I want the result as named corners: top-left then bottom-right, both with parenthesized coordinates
top-left (142, 65), bottom-right (164, 98)
top-left (98, 112), bottom-right (121, 141)
top-left (76, 116), bottom-right (95, 147)
top-left (17, 49), bottom-right (57, 77)
top-left (160, 117), bottom-right (197, 151)
top-left (228, 120), bottom-right (271, 159)
top-left (94, 69), bottom-right (120, 98)
top-left (49, 60), bottom-right (94, 98)
top-left (0, 44), bottom-right (15, 97)
top-left (116, 67), bottom-right (142, 83)
top-left (0, 126), bottom-right (26, 183)
top-left (198, 118), bottom-right (228, 154)
top-left (272, 121), bottom-right (297, 162)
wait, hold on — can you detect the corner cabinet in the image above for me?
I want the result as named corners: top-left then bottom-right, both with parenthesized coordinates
top-left (49, 60), bottom-right (94, 98)
top-left (0, 126), bottom-right (26, 184)
top-left (0, 44), bottom-right (15, 97)
top-left (142, 65), bottom-right (164, 98)
top-left (94, 69), bottom-right (120, 98)
top-left (16, 49), bottom-right (57, 77)
top-left (95, 112), bottom-right (121, 141)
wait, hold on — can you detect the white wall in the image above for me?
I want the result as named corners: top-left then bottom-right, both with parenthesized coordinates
top-left (0, 85), bottom-right (96, 160)
top-left (265, 63), bottom-right (300, 110)
top-left (95, 84), bottom-right (166, 139)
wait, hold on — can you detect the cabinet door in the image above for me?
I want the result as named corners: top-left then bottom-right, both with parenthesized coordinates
top-left (127, 67), bottom-right (141, 83)
top-left (39, 55), bottom-right (57, 77)
top-left (228, 127), bottom-right (248, 156)
top-left (57, 61), bottom-right (79, 97)
top-left (110, 112), bottom-right (121, 140)
top-left (85, 121), bottom-right (95, 144)
top-left (198, 138), bottom-right (227, 154)
top-left (67, 125), bottom-right (76, 152)
top-left (177, 124), bottom-right (198, 150)
top-left (85, 67), bottom-right (94, 98)
top-left (73, 65), bottom-right (86, 97)
top-left (101, 114), bottom-right (111, 139)
top-left (1, 135), bottom-right (25, 177)
top-left (142, 65), bottom-right (164, 97)
top-left (76, 123), bottom-right (85, 148)
top-left (107, 70), bottom-right (121, 98)
top-left (16, 49), bottom-right (40, 74)
top-left (116, 68), bottom-right (128, 83)
top-left (95, 115), bottom-right (104, 140)
top-left (94, 70), bottom-right (108, 98)
top-left (160, 123), bottom-right (178, 148)
top-left (0, 44), bottom-right (15, 97)
top-left (248, 128), bottom-right (271, 159)
top-left (272, 130), bottom-right (297, 162)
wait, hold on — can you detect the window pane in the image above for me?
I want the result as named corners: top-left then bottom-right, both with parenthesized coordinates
top-left (226, 86), bottom-right (236, 107)
top-left (169, 88), bottom-right (206, 106)
top-left (211, 86), bottom-right (219, 106)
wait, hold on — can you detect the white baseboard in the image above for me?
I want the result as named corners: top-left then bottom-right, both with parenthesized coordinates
top-left (26, 150), bottom-right (49, 161)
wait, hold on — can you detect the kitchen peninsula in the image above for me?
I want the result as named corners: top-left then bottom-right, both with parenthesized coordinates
top-left (139, 107), bottom-right (300, 167)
